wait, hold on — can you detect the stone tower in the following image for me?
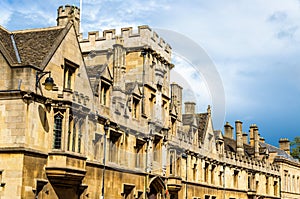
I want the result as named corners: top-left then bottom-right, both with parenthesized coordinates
top-left (57, 5), bottom-right (80, 34)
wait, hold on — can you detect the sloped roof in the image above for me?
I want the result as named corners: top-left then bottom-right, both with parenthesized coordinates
top-left (182, 114), bottom-right (194, 126)
top-left (223, 136), bottom-right (255, 156)
top-left (214, 130), bottom-right (223, 140)
top-left (86, 64), bottom-right (106, 78)
top-left (260, 142), bottom-right (296, 161)
top-left (13, 27), bottom-right (64, 67)
top-left (85, 64), bottom-right (105, 93)
top-left (222, 137), bottom-right (297, 160)
top-left (223, 136), bottom-right (237, 153)
top-left (0, 26), bottom-right (18, 63)
top-left (182, 112), bottom-right (209, 144)
top-left (125, 82), bottom-right (143, 96)
top-left (0, 24), bottom-right (73, 68)
top-left (196, 113), bottom-right (209, 140)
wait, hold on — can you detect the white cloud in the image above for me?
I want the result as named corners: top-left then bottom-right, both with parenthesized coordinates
top-left (0, 11), bottom-right (11, 26)
top-left (171, 55), bottom-right (211, 113)
top-left (0, 2), bottom-right (12, 26)
top-left (2, 0), bottom-right (300, 143)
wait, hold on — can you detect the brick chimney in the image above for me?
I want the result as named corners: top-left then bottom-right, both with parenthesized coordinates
top-left (224, 122), bottom-right (234, 139)
top-left (57, 5), bottom-right (80, 34)
top-left (184, 102), bottom-right (196, 114)
top-left (235, 120), bottom-right (244, 155)
top-left (279, 138), bottom-right (290, 155)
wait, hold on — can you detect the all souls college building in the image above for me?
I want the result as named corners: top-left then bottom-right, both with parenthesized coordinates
top-left (0, 5), bottom-right (299, 199)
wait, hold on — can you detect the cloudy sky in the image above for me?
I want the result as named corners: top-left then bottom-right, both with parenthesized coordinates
top-left (1, 0), bottom-right (300, 146)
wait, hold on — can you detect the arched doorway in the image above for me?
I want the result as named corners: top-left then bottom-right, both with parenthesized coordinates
top-left (147, 176), bottom-right (165, 199)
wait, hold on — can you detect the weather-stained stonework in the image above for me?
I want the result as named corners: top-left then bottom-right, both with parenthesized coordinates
top-left (0, 5), bottom-right (299, 199)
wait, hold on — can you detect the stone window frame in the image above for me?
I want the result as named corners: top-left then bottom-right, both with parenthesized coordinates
top-left (63, 59), bottom-right (78, 92)
top-left (53, 113), bottom-right (64, 149)
top-left (169, 149), bottom-right (176, 176)
top-left (274, 180), bottom-right (279, 196)
top-left (121, 183), bottom-right (135, 199)
top-left (132, 95), bottom-right (141, 120)
top-left (204, 162), bottom-right (209, 183)
top-left (233, 169), bottom-right (239, 188)
top-left (108, 130), bottom-right (122, 163)
top-left (211, 164), bottom-right (216, 185)
top-left (100, 80), bottom-right (110, 106)
top-left (135, 138), bottom-right (146, 169)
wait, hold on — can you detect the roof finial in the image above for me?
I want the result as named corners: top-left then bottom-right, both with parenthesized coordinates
top-left (207, 105), bottom-right (211, 115)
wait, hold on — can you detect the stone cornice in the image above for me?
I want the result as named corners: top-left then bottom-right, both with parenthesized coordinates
top-left (274, 156), bottom-right (300, 167)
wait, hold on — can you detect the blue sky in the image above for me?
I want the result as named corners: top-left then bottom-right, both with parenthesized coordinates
top-left (1, 0), bottom-right (300, 146)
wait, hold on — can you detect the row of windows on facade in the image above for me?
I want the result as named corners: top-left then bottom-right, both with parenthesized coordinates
top-left (53, 113), bottom-right (82, 153)
top-left (53, 115), bottom-right (280, 196)
top-left (283, 171), bottom-right (300, 193)
top-left (98, 80), bottom-right (169, 121)
top-left (169, 152), bottom-right (279, 196)
top-left (63, 59), bottom-right (155, 120)
top-left (53, 114), bottom-right (161, 168)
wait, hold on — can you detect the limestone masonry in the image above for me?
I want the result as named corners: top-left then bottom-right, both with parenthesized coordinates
top-left (0, 4), bottom-right (299, 199)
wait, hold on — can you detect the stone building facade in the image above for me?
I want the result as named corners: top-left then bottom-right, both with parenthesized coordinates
top-left (0, 5), bottom-right (299, 199)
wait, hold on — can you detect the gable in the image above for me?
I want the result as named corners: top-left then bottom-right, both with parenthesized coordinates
top-left (201, 114), bottom-right (217, 153)
top-left (42, 24), bottom-right (93, 107)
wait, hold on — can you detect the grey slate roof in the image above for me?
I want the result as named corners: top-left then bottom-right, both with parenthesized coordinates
top-left (223, 137), bottom-right (237, 153)
top-left (222, 137), bottom-right (297, 161)
top-left (260, 142), bottom-right (296, 161)
top-left (223, 136), bottom-right (255, 156)
top-left (0, 26), bottom-right (18, 63)
top-left (196, 113), bottom-right (209, 141)
top-left (13, 27), bottom-right (64, 67)
top-left (86, 65), bottom-right (106, 78)
top-left (182, 112), bottom-right (209, 144)
top-left (0, 25), bottom-right (69, 68)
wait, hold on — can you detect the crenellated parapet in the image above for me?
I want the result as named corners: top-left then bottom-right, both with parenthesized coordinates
top-left (57, 5), bottom-right (80, 19)
top-left (57, 5), bottom-right (80, 33)
top-left (79, 25), bottom-right (172, 62)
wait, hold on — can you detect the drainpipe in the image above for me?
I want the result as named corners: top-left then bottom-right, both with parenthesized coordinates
top-left (101, 121), bottom-right (109, 199)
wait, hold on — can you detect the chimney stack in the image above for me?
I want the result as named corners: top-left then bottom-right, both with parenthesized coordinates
top-left (184, 102), bottom-right (196, 114)
top-left (249, 124), bottom-right (256, 147)
top-left (279, 138), bottom-right (290, 155)
top-left (224, 122), bottom-right (234, 139)
top-left (243, 133), bottom-right (248, 144)
top-left (235, 120), bottom-right (244, 155)
top-left (254, 126), bottom-right (260, 158)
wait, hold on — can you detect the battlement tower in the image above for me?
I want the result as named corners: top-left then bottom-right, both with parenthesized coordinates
top-left (57, 5), bottom-right (80, 34)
